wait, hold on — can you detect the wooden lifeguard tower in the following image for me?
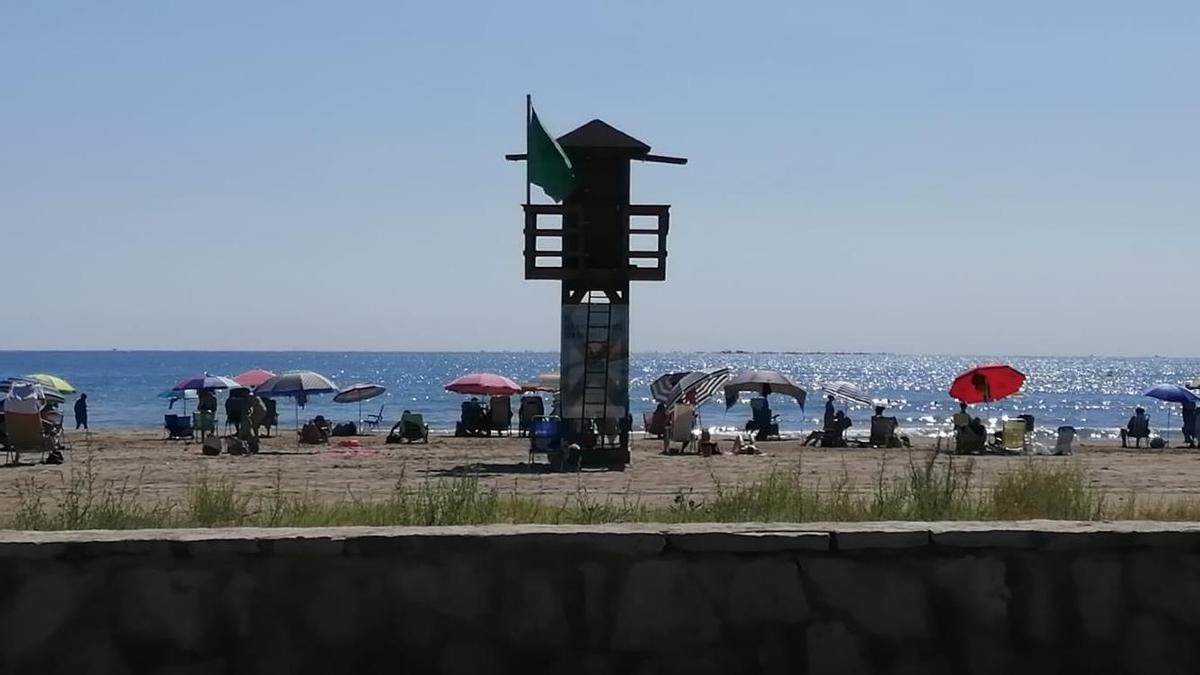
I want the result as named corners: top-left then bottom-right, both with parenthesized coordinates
top-left (508, 117), bottom-right (685, 468)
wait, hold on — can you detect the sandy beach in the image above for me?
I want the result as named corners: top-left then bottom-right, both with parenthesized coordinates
top-left (4, 427), bottom-right (1198, 511)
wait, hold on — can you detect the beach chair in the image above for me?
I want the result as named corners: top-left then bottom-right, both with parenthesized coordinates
top-left (163, 414), bottom-right (194, 441)
top-left (489, 396), bottom-right (512, 436)
top-left (193, 411), bottom-right (217, 439)
top-left (518, 395), bottom-right (544, 437)
top-left (1053, 426), bottom-right (1076, 455)
top-left (1001, 419), bottom-right (1028, 452)
top-left (388, 412), bottom-right (429, 444)
top-left (361, 404), bottom-right (386, 432)
top-left (746, 397), bottom-right (780, 441)
top-left (664, 404), bottom-right (698, 454)
top-left (955, 428), bottom-right (986, 454)
top-left (259, 398), bottom-right (279, 438)
top-left (4, 411), bottom-right (54, 464)
top-left (457, 401), bottom-right (484, 437)
top-left (869, 416), bottom-right (900, 448)
top-left (1122, 416), bottom-right (1151, 448)
top-left (529, 416), bottom-right (561, 464)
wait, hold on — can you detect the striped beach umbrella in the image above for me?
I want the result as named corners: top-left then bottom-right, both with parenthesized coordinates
top-left (173, 374), bottom-right (240, 391)
top-left (649, 372), bottom-right (689, 404)
top-left (664, 368), bottom-right (732, 408)
top-left (822, 381), bottom-right (873, 407)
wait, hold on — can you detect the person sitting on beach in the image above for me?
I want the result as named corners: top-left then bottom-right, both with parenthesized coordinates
top-left (822, 411), bottom-right (852, 447)
top-left (732, 433), bottom-right (760, 455)
top-left (951, 402), bottom-right (971, 432)
top-left (955, 416), bottom-right (988, 454)
top-left (698, 428), bottom-right (721, 457)
top-left (1120, 407), bottom-right (1151, 448)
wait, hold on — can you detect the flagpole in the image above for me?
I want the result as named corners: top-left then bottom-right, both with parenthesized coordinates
top-left (525, 94), bottom-right (532, 208)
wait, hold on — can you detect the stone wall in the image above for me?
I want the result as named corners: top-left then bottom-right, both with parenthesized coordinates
top-left (2, 521), bottom-right (1200, 674)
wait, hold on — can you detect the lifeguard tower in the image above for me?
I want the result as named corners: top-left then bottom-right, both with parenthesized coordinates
top-left (507, 117), bottom-right (685, 467)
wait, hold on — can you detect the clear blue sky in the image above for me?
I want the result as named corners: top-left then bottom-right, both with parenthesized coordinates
top-left (3, 2), bottom-right (1197, 355)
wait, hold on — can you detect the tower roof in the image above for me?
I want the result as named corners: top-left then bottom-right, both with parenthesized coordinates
top-left (557, 119), bottom-right (651, 155)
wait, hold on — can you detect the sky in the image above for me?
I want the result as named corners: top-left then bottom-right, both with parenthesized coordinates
top-left (2, 1), bottom-right (1198, 355)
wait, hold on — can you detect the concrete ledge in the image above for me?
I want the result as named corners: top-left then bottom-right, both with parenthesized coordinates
top-left (2, 521), bottom-right (1200, 557)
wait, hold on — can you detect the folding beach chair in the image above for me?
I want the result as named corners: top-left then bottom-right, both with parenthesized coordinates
top-left (664, 404), bottom-right (698, 454)
top-left (489, 396), bottom-right (512, 436)
top-left (387, 412), bottom-right (429, 444)
top-left (518, 395), bottom-right (544, 437)
top-left (4, 412), bottom-right (54, 464)
top-left (1053, 426), bottom-right (1076, 455)
top-left (529, 416), bottom-right (561, 464)
top-left (362, 404), bottom-right (386, 432)
top-left (1001, 419), bottom-right (1029, 453)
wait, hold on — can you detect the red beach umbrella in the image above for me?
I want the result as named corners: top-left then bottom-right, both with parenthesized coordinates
top-left (233, 369), bottom-right (276, 389)
top-left (950, 364), bottom-right (1026, 404)
top-left (445, 373), bottom-right (521, 397)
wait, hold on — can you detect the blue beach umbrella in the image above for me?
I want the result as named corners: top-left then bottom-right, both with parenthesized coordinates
top-left (1142, 384), bottom-right (1200, 444)
top-left (1142, 384), bottom-right (1200, 404)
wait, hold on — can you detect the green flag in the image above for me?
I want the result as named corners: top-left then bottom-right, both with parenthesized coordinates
top-left (527, 108), bottom-right (577, 202)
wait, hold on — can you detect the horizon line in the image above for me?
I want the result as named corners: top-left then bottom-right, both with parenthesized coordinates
top-left (0, 348), bottom-right (1194, 360)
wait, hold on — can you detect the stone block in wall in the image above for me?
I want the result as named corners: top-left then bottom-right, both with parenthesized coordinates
top-left (928, 557), bottom-right (1009, 630)
top-left (0, 562), bottom-right (82, 662)
top-left (1122, 614), bottom-right (1200, 675)
top-left (806, 620), bottom-right (870, 675)
top-left (1072, 555), bottom-right (1123, 642)
top-left (1130, 554), bottom-right (1200, 631)
top-left (610, 560), bottom-right (721, 652)
top-left (502, 574), bottom-right (568, 648)
top-left (387, 556), bottom-right (492, 620)
top-left (727, 558), bottom-right (809, 626)
top-left (803, 558), bottom-right (928, 640)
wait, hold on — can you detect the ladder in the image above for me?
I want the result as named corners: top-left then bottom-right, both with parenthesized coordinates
top-left (580, 291), bottom-right (613, 445)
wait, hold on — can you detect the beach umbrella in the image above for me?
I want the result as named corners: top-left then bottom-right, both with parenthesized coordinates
top-left (664, 368), bottom-right (732, 408)
top-left (649, 372), bottom-right (689, 404)
top-left (1143, 384), bottom-right (1200, 404)
top-left (25, 374), bottom-right (76, 395)
top-left (521, 372), bottom-right (560, 393)
top-left (0, 378), bottom-right (65, 405)
top-left (233, 368), bottom-right (276, 389)
top-left (723, 370), bottom-right (807, 410)
top-left (822, 381), bottom-right (873, 407)
top-left (255, 370), bottom-right (339, 429)
top-left (173, 374), bottom-right (239, 391)
top-left (444, 373), bottom-right (521, 397)
top-left (949, 364), bottom-right (1025, 404)
top-left (1143, 384), bottom-right (1200, 445)
top-left (157, 388), bottom-right (197, 406)
top-left (334, 383), bottom-right (387, 424)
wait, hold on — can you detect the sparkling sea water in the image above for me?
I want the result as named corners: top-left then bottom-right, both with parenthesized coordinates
top-left (1, 351), bottom-right (1196, 439)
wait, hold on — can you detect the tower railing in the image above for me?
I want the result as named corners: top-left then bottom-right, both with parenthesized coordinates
top-left (522, 204), bottom-right (670, 281)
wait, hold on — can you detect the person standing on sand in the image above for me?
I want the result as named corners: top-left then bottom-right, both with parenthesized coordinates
top-left (1183, 399), bottom-right (1197, 448)
top-left (823, 395), bottom-right (836, 430)
top-left (73, 391), bottom-right (88, 427)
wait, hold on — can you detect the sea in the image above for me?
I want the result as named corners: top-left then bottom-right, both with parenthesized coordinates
top-left (1, 351), bottom-right (1196, 439)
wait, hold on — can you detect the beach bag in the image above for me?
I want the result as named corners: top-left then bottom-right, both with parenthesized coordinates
top-left (43, 449), bottom-right (64, 465)
top-left (201, 437), bottom-right (222, 456)
top-left (1150, 437), bottom-right (1166, 449)
top-left (227, 439), bottom-right (246, 456)
top-left (331, 422), bottom-right (357, 437)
